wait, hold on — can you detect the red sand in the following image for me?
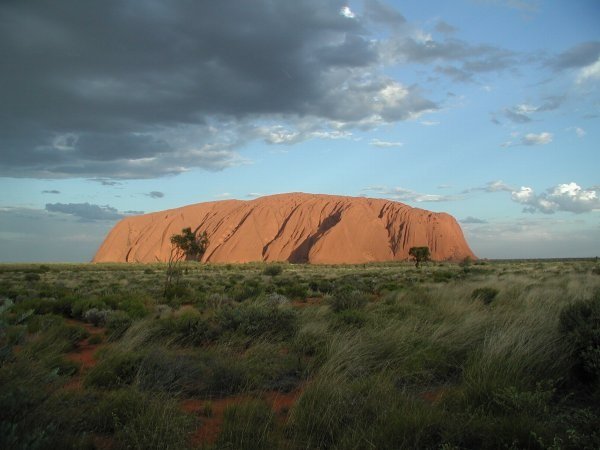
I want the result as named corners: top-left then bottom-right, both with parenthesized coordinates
top-left (183, 385), bottom-right (305, 447)
top-left (63, 319), bottom-right (106, 390)
top-left (94, 192), bottom-right (476, 264)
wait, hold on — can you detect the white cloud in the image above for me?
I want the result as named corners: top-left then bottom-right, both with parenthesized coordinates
top-left (521, 132), bottom-right (553, 146)
top-left (420, 120), bottom-right (440, 126)
top-left (511, 186), bottom-right (535, 203)
top-left (515, 103), bottom-right (538, 114)
top-left (567, 126), bottom-right (586, 137)
top-left (370, 138), bottom-right (404, 148)
top-left (339, 6), bottom-right (356, 19)
top-left (511, 182), bottom-right (600, 214)
top-left (363, 186), bottom-right (459, 203)
top-left (504, 132), bottom-right (553, 147)
top-left (577, 57), bottom-right (600, 84)
top-left (463, 180), bottom-right (514, 194)
top-left (258, 123), bottom-right (353, 146)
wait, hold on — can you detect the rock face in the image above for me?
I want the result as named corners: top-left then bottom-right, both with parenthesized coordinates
top-left (93, 193), bottom-right (476, 264)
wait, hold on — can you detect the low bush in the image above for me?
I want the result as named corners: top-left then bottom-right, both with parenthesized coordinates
top-left (85, 351), bottom-right (143, 388)
top-left (471, 287), bottom-right (499, 305)
top-left (105, 310), bottom-right (132, 340)
top-left (115, 395), bottom-right (195, 450)
top-left (153, 312), bottom-right (221, 346)
top-left (136, 349), bottom-right (204, 395)
top-left (217, 304), bottom-right (297, 339)
top-left (329, 289), bottom-right (369, 312)
top-left (333, 309), bottom-right (368, 328)
top-left (263, 264), bottom-right (283, 276)
top-left (559, 296), bottom-right (600, 383)
top-left (217, 400), bottom-right (275, 450)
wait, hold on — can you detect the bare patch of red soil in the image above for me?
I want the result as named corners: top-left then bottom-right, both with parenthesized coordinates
top-left (291, 297), bottom-right (323, 307)
top-left (184, 384), bottom-right (306, 447)
top-left (183, 395), bottom-right (252, 447)
top-left (420, 386), bottom-right (447, 404)
top-left (63, 319), bottom-right (106, 390)
top-left (264, 386), bottom-right (304, 424)
top-left (91, 434), bottom-right (115, 450)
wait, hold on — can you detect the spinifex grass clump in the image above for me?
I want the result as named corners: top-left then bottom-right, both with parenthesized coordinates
top-left (559, 294), bottom-right (600, 385)
top-left (471, 286), bottom-right (499, 304)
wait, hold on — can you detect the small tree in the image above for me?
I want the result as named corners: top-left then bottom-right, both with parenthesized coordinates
top-left (408, 246), bottom-right (430, 268)
top-left (164, 227), bottom-right (209, 297)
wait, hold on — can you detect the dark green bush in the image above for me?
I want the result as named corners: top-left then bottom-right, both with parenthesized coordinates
top-left (217, 400), bottom-right (275, 450)
top-left (24, 272), bottom-right (41, 282)
top-left (71, 298), bottom-right (109, 319)
top-left (137, 349), bottom-right (204, 395)
top-left (263, 264), bottom-right (283, 276)
top-left (308, 278), bottom-right (336, 294)
top-left (85, 352), bottom-right (143, 388)
top-left (154, 313), bottom-right (221, 346)
top-left (115, 395), bottom-right (194, 450)
top-left (105, 310), bottom-right (132, 340)
top-left (329, 290), bottom-right (369, 312)
top-left (228, 278), bottom-right (265, 302)
top-left (559, 297), bottom-right (600, 383)
top-left (333, 309), bottom-right (368, 328)
top-left (217, 304), bottom-right (297, 339)
top-left (471, 287), bottom-right (499, 305)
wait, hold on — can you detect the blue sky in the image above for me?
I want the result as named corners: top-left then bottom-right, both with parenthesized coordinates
top-left (1, 0), bottom-right (599, 262)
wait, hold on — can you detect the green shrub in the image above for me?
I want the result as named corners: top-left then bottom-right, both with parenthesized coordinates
top-left (263, 264), bottom-right (283, 276)
top-left (88, 334), bottom-right (103, 345)
top-left (217, 304), bottom-right (297, 339)
top-left (217, 400), bottom-right (275, 450)
top-left (471, 287), bottom-right (499, 305)
top-left (29, 322), bottom-right (89, 353)
top-left (85, 351), bottom-right (143, 388)
top-left (333, 309), bottom-right (368, 328)
top-left (105, 310), bottom-right (132, 340)
top-left (308, 278), bottom-right (335, 294)
top-left (136, 349), bottom-right (204, 395)
top-left (71, 298), bottom-right (109, 319)
top-left (154, 313), bottom-right (221, 346)
top-left (24, 272), bottom-right (41, 282)
top-left (114, 394), bottom-right (195, 450)
top-left (83, 308), bottom-right (110, 326)
top-left (559, 297), bottom-right (600, 383)
top-left (243, 344), bottom-right (303, 392)
top-left (228, 278), bottom-right (265, 302)
top-left (329, 290), bottom-right (369, 312)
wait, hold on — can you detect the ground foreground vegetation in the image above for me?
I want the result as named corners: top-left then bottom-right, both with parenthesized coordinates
top-left (1, 259), bottom-right (599, 449)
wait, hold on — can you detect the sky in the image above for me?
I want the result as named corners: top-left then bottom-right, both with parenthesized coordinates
top-left (0, 0), bottom-right (599, 262)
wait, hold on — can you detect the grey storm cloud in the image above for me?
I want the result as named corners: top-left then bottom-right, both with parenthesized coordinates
top-left (146, 191), bottom-right (164, 199)
top-left (548, 41), bottom-right (600, 70)
top-left (435, 21), bottom-right (458, 35)
top-left (461, 216), bottom-right (488, 224)
top-left (0, 0), bottom-right (441, 180)
top-left (363, 0), bottom-right (407, 28)
top-left (45, 202), bottom-right (138, 221)
top-left (386, 37), bottom-right (518, 73)
top-left (504, 108), bottom-right (532, 123)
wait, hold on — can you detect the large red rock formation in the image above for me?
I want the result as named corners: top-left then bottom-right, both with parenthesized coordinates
top-left (93, 193), bottom-right (476, 264)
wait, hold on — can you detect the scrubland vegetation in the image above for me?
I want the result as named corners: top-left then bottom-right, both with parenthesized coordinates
top-left (1, 259), bottom-right (599, 449)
